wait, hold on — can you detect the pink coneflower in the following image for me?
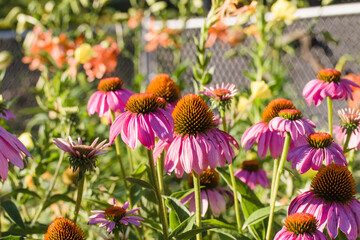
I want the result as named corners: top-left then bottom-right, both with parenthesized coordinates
top-left (287, 132), bottom-right (346, 174)
top-left (0, 126), bottom-right (32, 181)
top-left (289, 164), bottom-right (360, 239)
top-left (180, 169), bottom-right (233, 217)
top-left (154, 94), bottom-right (239, 177)
top-left (53, 137), bottom-right (108, 174)
top-left (0, 110), bottom-right (15, 120)
top-left (200, 83), bottom-right (237, 106)
top-left (88, 198), bottom-right (143, 233)
top-left (241, 98), bottom-right (296, 159)
top-left (336, 108), bottom-right (360, 150)
top-left (146, 73), bottom-right (181, 113)
top-left (274, 213), bottom-right (327, 240)
top-left (87, 77), bottom-right (133, 117)
top-left (109, 93), bottom-right (173, 150)
top-left (303, 68), bottom-right (360, 106)
top-left (234, 160), bottom-right (270, 190)
top-left (269, 109), bottom-right (316, 141)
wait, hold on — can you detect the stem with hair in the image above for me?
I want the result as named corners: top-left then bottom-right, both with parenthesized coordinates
top-left (266, 133), bottom-right (291, 240)
top-left (31, 123), bottom-right (71, 225)
top-left (221, 109), bottom-right (243, 233)
top-left (327, 97), bottom-right (333, 136)
top-left (348, 150), bottom-right (355, 173)
top-left (73, 175), bottom-right (85, 224)
top-left (110, 110), bottom-right (132, 207)
top-left (193, 172), bottom-right (202, 240)
top-left (147, 150), bottom-right (168, 240)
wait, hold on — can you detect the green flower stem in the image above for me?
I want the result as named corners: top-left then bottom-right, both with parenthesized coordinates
top-left (221, 108), bottom-right (243, 233)
top-left (127, 145), bottom-right (134, 173)
top-left (114, 230), bottom-right (120, 240)
top-left (31, 123), bottom-right (71, 225)
top-left (110, 110), bottom-right (132, 207)
top-left (270, 158), bottom-right (279, 204)
top-left (157, 151), bottom-right (166, 195)
top-left (73, 175), bottom-right (85, 224)
top-left (343, 132), bottom-right (352, 153)
top-left (348, 150), bottom-right (355, 173)
top-left (266, 132), bottom-right (291, 240)
top-left (193, 172), bottom-right (202, 240)
top-left (327, 97), bottom-right (333, 136)
top-left (147, 150), bottom-right (168, 240)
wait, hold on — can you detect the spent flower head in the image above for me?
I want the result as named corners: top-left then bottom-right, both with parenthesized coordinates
top-left (338, 108), bottom-right (360, 134)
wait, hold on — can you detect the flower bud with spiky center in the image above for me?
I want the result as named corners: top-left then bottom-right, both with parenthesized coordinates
top-left (261, 98), bottom-right (295, 124)
top-left (307, 133), bottom-right (333, 149)
top-left (283, 213), bottom-right (318, 236)
top-left (125, 93), bottom-right (164, 114)
top-left (241, 160), bottom-right (260, 172)
top-left (97, 77), bottom-right (123, 92)
top-left (44, 218), bottom-right (86, 240)
top-left (311, 164), bottom-right (356, 204)
top-left (188, 169), bottom-right (220, 189)
top-left (173, 94), bottom-right (214, 136)
top-left (317, 68), bottom-right (341, 83)
top-left (338, 108), bottom-right (360, 134)
top-left (146, 74), bottom-right (181, 104)
top-left (278, 109), bottom-right (302, 120)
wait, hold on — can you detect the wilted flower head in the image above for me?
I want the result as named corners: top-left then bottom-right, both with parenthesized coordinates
top-left (88, 198), bottom-right (143, 234)
top-left (303, 68), bottom-right (360, 106)
top-left (271, 0), bottom-right (297, 24)
top-left (200, 83), bottom-right (237, 109)
top-left (180, 169), bottom-right (233, 217)
top-left (44, 218), bottom-right (86, 240)
top-left (53, 137), bottom-right (108, 177)
top-left (274, 213), bottom-right (327, 240)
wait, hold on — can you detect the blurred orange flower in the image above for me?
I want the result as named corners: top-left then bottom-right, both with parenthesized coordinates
top-left (83, 37), bottom-right (121, 81)
top-left (144, 18), bottom-right (181, 52)
top-left (128, 10), bottom-right (144, 29)
top-left (216, 0), bottom-right (257, 20)
top-left (346, 73), bottom-right (360, 109)
top-left (206, 22), bottom-right (244, 48)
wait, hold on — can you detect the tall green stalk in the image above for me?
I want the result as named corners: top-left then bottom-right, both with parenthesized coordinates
top-left (327, 97), bottom-right (333, 136)
top-left (221, 109), bottom-right (243, 233)
top-left (193, 172), bottom-right (202, 240)
top-left (73, 175), bottom-right (85, 224)
top-left (147, 150), bottom-right (168, 240)
top-left (110, 110), bottom-right (132, 207)
top-left (348, 150), bottom-right (355, 173)
top-left (157, 152), bottom-right (166, 195)
top-left (266, 133), bottom-right (291, 240)
top-left (270, 158), bottom-right (279, 204)
top-left (114, 230), bottom-right (120, 240)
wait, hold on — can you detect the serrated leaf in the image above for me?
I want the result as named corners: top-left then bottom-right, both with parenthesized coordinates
top-left (125, 177), bottom-right (154, 190)
top-left (243, 205), bottom-right (287, 229)
top-left (1, 200), bottom-right (25, 229)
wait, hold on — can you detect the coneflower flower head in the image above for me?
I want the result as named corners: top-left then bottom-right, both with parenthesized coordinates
top-left (146, 73), bottom-right (181, 110)
top-left (289, 164), bottom-right (360, 239)
top-left (180, 169), bottom-right (233, 217)
top-left (274, 213), bottom-right (327, 240)
top-left (53, 137), bottom-right (108, 178)
top-left (338, 108), bottom-right (360, 134)
top-left (87, 77), bottom-right (133, 117)
top-left (234, 160), bottom-right (270, 190)
top-left (44, 218), bottom-right (86, 240)
top-left (241, 98), bottom-right (296, 159)
top-left (199, 83), bottom-right (237, 109)
top-left (303, 68), bottom-right (360, 106)
top-left (109, 93), bottom-right (173, 149)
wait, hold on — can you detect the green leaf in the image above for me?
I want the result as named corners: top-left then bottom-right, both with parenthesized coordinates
top-left (165, 196), bottom-right (190, 222)
top-left (1, 200), bottom-right (25, 229)
top-left (86, 199), bottom-right (112, 208)
top-left (169, 209), bottom-right (180, 232)
top-left (210, 228), bottom-right (251, 240)
top-left (175, 226), bottom-right (217, 239)
top-left (243, 205), bottom-right (287, 229)
top-left (125, 177), bottom-right (154, 190)
top-left (142, 217), bottom-right (162, 233)
top-left (130, 184), bottom-right (143, 205)
top-left (202, 219), bottom-right (237, 231)
top-left (1, 188), bottom-right (40, 199)
top-left (169, 215), bottom-right (195, 239)
top-left (132, 163), bottom-right (148, 178)
top-left (170, 189), bottom-right (194, 199)
top-left (43, 194), bottom-right (75, 209)
top-left (321, 0), bottom-right (334, 5)
top-left (322, 31), bottom-right (339, 45)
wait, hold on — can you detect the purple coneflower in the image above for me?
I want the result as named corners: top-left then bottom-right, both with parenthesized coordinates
top-left (180, 169), bottom-right (233, 217)
top-left (241, 98), bottom-right (296, 158)
top-left (200, 83), bottom-right (237, 108)
top-left (335, 108), bottom-right (360, 150)
top-left (87, 77), bottom-right (133, 117)
top-left (88, 198), bottom-right (143, 233)
top-left (234, 160), bottom-right (270, 190)
top-left (289, 164), bottom-right (360, 239)
top-left (287, 132), bottom-right (346, 174)
top-left (0, 126), bottom-right (32, 181)
top-left (53, 137), bottom-right (108, 174)
top-left (303, 68), bottom-right (360, 106)
top-left (146, 73), bottom-right (181, 113)
top-left (274, 213), bottom-right (327, 240)
top-left (154, 94), bottom-right (239, 177)
top-left (109, 93), bottom-right (173, 150)
top-left (269, 109), bottom-right (316, 141)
